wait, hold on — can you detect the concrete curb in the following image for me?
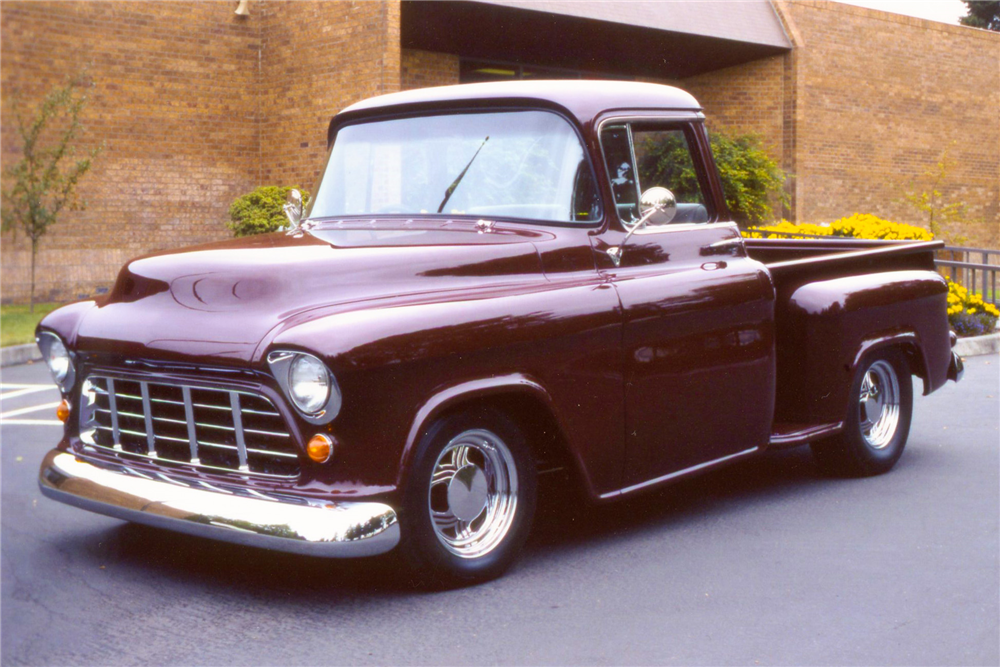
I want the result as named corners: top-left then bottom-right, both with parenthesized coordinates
top-left (954, 332), bottom-right (1000, 358)
top-left (1, 343), bottom-right (41, 368)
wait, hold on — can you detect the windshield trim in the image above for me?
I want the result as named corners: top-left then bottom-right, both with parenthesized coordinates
top-left (305, 107), bottom-right (605, 230)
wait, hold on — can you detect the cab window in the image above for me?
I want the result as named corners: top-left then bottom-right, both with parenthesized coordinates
top-left (601, 123), bottom-right (711, 226)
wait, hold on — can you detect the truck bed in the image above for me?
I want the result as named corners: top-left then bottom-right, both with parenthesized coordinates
top-left (743, 238), bottom-right (951, 444)
top-left (743, 237), bottom-right (942, 287)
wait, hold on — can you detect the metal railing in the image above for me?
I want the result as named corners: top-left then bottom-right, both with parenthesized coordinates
top-left (936, 246), bottom-right (1000, 306)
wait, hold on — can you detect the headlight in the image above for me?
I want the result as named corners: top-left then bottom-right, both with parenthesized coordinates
top-left (37, 331), bottom-right (75, 391)
top-left (289, 354), bottom-right (329, 414)
top-left (267, 351), bottom-right (341, 423)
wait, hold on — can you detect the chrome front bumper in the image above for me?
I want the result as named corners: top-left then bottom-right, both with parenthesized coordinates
top-left (38, 449), bottom-right (400, 557)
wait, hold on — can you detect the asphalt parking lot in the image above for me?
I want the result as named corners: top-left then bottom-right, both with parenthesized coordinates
top-left (2, 356), bottom-right (998, 666)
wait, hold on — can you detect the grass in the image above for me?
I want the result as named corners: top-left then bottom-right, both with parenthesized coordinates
top-left (1, 302), bottom-right (62, 348)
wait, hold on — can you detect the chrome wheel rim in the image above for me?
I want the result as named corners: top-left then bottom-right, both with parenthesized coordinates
top-left (428, 428), bottom-right (518, 559)
top-left (859, 360), bottom-right (900, 450)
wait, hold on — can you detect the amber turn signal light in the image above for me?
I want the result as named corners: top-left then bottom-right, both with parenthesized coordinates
top-left (307, 433), bottom-right (334, 463)
top-left (56, 399), bottom-right (71, 423)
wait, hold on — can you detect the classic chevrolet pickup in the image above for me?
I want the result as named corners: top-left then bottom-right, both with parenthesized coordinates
top-left (38, 81), bottom-right (963, 585)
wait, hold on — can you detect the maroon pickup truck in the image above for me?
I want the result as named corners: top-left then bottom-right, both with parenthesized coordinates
top-left (37, 81), bottom-right (963, 585)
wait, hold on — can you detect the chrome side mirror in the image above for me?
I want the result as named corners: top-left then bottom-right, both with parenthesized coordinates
top-left (639, 186), bottom-right (677, 226)
top-left (283, 189), bottom-right (303, 230)
top-left (607, 187), bottom-right (677, 267)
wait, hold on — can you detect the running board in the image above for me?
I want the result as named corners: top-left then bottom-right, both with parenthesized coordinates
top-left (768, 421), bottom-right (843, 449)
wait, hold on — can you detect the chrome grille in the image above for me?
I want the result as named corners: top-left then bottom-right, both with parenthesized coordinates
top-left (79, 375), bottom-right (299, 478)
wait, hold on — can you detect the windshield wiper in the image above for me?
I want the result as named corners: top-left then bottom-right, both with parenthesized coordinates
top-left (437, 136), bottom-right (489, 213)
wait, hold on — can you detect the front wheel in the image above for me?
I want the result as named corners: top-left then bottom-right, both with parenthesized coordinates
top-left (398, 407), bottom-right (537, 587)
top-left (811, 348), bottom-right (913, 477)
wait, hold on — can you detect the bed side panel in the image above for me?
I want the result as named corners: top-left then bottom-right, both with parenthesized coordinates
top-left (774, 270), bottom-right (950, 425)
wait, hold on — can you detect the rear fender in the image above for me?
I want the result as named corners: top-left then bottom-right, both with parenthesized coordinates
top-left (851, 333), bottom-right (932, 395)
top-left (775, 270), bottom-right (949, 425)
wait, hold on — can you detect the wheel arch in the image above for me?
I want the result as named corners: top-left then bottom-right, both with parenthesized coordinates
top-left (851, 332), bottom-right (931, 395)
top-left (397, 374), bottom-right (591, 497)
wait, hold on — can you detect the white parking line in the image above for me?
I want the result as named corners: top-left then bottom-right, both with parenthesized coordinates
top-left (0, 383), bottom-right (63, 427)
top-left (0, 386), bottom-right (58, 401)
top-left (1, 402), bottom-right (62, 419)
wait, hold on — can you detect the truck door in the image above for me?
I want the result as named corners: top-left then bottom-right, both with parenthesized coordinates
top-left (591, 119), bottom-right (776, 490)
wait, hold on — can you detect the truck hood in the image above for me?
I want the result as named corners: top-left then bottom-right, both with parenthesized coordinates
top-left (75, 220), bottom-right (550, 365)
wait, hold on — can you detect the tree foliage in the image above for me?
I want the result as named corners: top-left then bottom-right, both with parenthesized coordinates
top-left (638, 127), bottom-right (788, 225)
top-left (959, 1), bottom-right (1000, 30)
top-left (1, 74), bottom-right (101, 312)
top-left (710, 130), bottom-right (788, 224)
top-left (228, 185), bottom-right (311, 237)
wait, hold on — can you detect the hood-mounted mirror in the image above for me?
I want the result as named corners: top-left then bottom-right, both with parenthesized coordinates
top-left (283, 189), bottom-right (304, 231)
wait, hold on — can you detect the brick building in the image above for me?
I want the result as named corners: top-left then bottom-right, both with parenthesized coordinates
top-left (1, 0), bottom-right (997, 303)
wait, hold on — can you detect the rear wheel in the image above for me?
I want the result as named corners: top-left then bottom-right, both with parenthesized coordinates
top-left (398, 407), bottom-right (537, 587)
top-left (811, 348), bottom-right (913, 477)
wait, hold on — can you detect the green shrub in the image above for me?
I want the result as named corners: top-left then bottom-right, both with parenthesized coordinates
top-left (640, 127), bottom-right (787, 224)
top-left (710, 130), bottom-right (788, 224)
top-left (228, 186), bottom-right (310, 237)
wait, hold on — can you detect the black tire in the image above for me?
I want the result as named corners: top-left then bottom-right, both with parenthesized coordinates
top-left (397, 407), bottom-right (537, 588)
top-left (811, 347), bottom-right (913, 477)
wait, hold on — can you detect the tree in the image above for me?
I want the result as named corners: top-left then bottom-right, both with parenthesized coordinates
top-left (1, 75), bottom-right (101, 312)
top-left (959, 1), bottom-right (1000, 30)
top-left (901, 147), bottom-right (966, 239)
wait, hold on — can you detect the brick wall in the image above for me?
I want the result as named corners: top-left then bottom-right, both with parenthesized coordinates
top-left (259, 0), bottom-right (400, 189)
top-left (682, 55), bottom-right (786, 158)
top-left (777, 1), bottom-right (1000, 245)
top-left (2, 1), bottom-right (997, 305)
top-left (0, 1), bottom-right (261, 303)
top-left (0, 0), bottom-right (401, 304)
top-left (401, 49), bottom-right (460, 91)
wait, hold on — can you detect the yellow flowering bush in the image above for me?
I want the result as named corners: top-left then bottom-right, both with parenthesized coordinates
top-left (748, 214), bottom-right (933, 241)
top-left (744, 220), bottom-right (832, 238)
top-left (831, 214), bottom-right (934, 241)
top-left (947, 279), bottom-right (999, 337)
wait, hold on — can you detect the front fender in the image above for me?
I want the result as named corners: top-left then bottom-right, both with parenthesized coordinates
top-left (36, 300), bottom-right (98, 348)
top-left (265, 280), bottom-right (624, 498)
top-left (394, 373), bottom-right (594, 495)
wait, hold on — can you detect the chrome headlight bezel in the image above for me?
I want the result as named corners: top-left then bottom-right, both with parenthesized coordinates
top-left (36, 331), bottom-right (76, 392)
top-left (267, 350), bottom-right (341, 424)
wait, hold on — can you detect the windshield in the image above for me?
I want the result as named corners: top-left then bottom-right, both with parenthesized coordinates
top-left (308, 110), bottom-right (601, 225)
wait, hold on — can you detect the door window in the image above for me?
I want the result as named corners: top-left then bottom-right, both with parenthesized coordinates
top-left (600, 123), bottom-right (711, 226)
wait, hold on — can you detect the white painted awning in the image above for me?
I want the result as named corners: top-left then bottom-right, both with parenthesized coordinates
top-left (473, 0), bottom-right (791, 48)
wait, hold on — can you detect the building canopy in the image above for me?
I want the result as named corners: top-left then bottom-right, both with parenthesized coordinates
top-left (402, 0), bottom-right (792, 79)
